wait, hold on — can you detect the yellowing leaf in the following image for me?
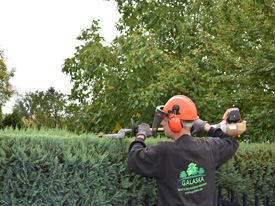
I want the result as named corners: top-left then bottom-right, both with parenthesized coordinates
top-left (112, 121), bottom-right (122, 133)
top-left (132, 113), bottom-right (141, 118)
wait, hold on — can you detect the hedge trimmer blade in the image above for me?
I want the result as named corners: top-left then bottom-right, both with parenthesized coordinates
top-left (103, 129), bottom-right (132, 138)
top-left (102, 119), bottom-right (164, 138)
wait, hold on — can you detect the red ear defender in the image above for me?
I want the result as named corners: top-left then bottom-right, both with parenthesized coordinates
top-left (169, 117), bottom-right (182, 133)
top-left (168, 104), bottom-right (183, 133)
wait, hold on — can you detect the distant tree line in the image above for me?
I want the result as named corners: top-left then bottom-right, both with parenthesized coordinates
top-left (0, 87), bottom-right (84, 134)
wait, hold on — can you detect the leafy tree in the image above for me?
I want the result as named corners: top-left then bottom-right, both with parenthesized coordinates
top-left (14, 87), bottom-right (67, 129)
top-left (63, 0), bottom-right (274, 142)
top-left (13, 92), bottom-right (37, 129)
top-left (63, 20), bottom-right (172, 133)
top-left (0, 106), bottom-right (3, 129)
top-left (64, 102), bottom-right (86, 134)
top-left (13, 92), bottom-right (35, 120)
top-left (32, 87), bottom-right (66, 129)
top-left (2, 109), bottom-right (23, 129)
top-left (0, 49), bottom-right (16, 119)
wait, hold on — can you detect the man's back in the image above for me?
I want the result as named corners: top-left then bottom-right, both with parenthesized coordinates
top-left (128, 128), bottom-right (239, 206)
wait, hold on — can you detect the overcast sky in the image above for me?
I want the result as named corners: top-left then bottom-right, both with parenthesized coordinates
top-left (1, 0), bottom-right (121, 114)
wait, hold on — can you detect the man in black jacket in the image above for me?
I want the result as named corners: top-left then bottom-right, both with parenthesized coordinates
top-left (127, 95), bottom-right (239, 206)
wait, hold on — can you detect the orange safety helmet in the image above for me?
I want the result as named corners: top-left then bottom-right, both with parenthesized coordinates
top-left (152, 95), bottom-right (198, 135)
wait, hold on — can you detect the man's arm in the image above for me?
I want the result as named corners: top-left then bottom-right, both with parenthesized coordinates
top-left (127, 137), bottom-right (156, 177)
top-left (127, 124), bottom-right (156, 177)
top-left (205, 123), bottom-right (239, 165)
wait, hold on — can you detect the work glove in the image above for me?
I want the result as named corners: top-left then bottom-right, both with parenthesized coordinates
top-left (136, 123), bottom-right (152, 140)
top-left (191, 119), bottom-right (208, 135)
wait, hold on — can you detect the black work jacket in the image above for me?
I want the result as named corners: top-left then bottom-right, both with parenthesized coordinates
top-left (127, 127), bottom-right (239, 206)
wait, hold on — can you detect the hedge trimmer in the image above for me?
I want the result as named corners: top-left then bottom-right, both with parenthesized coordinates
top-left (101, 108), bottom-right (247, 139)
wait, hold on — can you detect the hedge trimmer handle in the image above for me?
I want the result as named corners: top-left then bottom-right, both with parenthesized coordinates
top-left (131, 118), bottom-right (138, 136)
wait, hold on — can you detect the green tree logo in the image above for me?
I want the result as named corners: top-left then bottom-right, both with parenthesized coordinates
top-left (199, 168), bottom-right (205, 175)
top-left (180, 171), bottom-right (187, 179)
top-left (187, 163), bottom-right (199, 176)
top-left (178, 163), bottom-right (206, 181)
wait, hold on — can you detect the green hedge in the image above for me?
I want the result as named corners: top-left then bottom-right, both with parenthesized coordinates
top-left (0, 133), bottom-right (157, 206)
top-left (0, 132), bottom-right (274, 205)
top-left (216, 143), bottom-right (274, 205)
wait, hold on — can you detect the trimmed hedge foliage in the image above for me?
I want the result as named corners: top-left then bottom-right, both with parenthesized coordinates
top-left (216, 143), bottom-right (274, 205)
top-left (0, 132), bottom-right (274, 205)
top-left (0, 133), bottom-right (157, 206)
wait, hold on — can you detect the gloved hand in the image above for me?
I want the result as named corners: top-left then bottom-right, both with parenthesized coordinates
top-left (191, 119), bottom-right (208, 135)
top-left (136, 123), bottom-right (152, 139)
